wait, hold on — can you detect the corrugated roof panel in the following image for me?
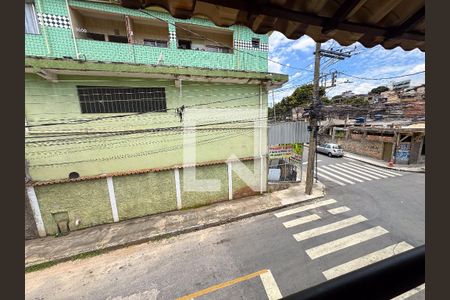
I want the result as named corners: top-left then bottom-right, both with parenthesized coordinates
top-left (269, 121), bottom-right (310, 145)
top-left (119, 0), bottom-right (424, 51)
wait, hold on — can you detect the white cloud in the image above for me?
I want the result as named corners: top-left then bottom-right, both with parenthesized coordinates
top-left (269, 31), bottom-right (291, 52)
top-left (268, 56), bottom-right (283, 73)
top-left (270, 86), bottom-right (297, 105)
top-left (287, 36), bottom-right (316, 52)
top-left (326, 80), bottom-right (378, 98)
top-left (409, 63), bottom-right (425, 73)
top-left (291, 72), bottom-right (302, 79)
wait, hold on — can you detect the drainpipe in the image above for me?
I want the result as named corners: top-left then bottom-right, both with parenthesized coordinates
top-left (35, 0), bottom-right (51, 55)
top-left (65, 0), bottom-right (80, 59)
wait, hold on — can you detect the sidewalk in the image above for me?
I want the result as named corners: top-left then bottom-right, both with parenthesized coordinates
top-left (25, 180), bottom-right (325, 269)
top-left (344, 152), bottom-right (425, 173)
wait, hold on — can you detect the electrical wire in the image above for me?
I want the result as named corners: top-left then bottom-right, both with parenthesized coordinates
top-left (25, 76), bottom-right (313, 128)
top-left (337, 70), bottom-right (425, 81)
top-left (29, 129), bottom-right (253, 167)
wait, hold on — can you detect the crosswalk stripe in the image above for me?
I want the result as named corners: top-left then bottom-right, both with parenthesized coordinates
top-left (317, 173), bottom-right (346, 186)
top-left (306, 226), bottom-right (388, 259)
top-left (352, 163), bottom-right (403, 177)
top-left (317, 168), bottom-right (356, 184)
top-left (321, 165), bottom-right (364, 183)
top-left (335, 164), bottom-right (383, 180)
top-left (283, 214), bottom-right (321, 228)
top-left (347, 162), bottom-right (400, 177)
top-left (341, 163), bottom-right (389, 178)
top-left (274, 199), bottom-right (338, 218)
top-left (328, 206), bottom-right (350, 215)
top-left (327, 165), bottom-right (373, 181)
top-left (345, 162), bottom-right (400, 177)
top-left (391, 283), bottom-right (425, 300)
top-left (322, 241), bottom-right (413, 279)
top-left (260, 270), bottom-right (283, 300)
top-left (293, 215), bottom-right (367, 242)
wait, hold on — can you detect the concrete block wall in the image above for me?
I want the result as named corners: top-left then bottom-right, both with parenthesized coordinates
top-left (324, 136), bottom-right (385, 160)
top-left (34, 178), bottom-right (113, 235)
top-left (28, 159), bottom-right (264, 237)
top-left (25, 0), bottom-right (269, 72)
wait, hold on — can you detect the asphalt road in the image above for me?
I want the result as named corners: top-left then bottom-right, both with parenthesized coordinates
top-left (25, 153), bottom-right (425, 300)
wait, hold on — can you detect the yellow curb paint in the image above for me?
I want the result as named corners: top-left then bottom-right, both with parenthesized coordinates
top-left (176, 269), bottom-right (269, 300)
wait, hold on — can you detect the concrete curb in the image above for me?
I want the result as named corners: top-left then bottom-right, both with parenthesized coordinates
top-left (25, 189), bottom-right (325, 270)
top-left (344, 154), bottom-right (426, 173)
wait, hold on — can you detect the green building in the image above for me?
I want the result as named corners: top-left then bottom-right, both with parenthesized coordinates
top-left (25, 0), bottom-right (288, 238)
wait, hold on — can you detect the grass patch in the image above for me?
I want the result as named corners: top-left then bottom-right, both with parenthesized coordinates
top-left (25, 261), bottom-right (58, 273)
top-left (70, 249), bottom-right (106, 261)
top-left (25, 249), bottom-right (107, 273)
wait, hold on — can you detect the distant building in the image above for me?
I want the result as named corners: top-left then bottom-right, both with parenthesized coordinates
top-left (392, 80), bottom-right (411, 91)
top-left (380, 90), bottom-right (401, 103)
top-left (291, 107), bottom-right (304, 121)
top-left (341, 90), bottom-right (356, 98)
top-left (324, 123), bottom-right (425, 165)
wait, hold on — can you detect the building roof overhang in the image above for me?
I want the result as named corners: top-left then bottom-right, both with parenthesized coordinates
top-left (25, 57), bottom-right (288, 88)
top-left (119, 0), bottom-right (424, 51)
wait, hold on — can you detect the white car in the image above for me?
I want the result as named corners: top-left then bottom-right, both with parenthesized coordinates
top-left (317, 143), bottom-right (344, 157)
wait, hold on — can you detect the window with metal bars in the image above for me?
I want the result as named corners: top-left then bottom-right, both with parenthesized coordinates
top-left (77, 86), bottom-right (167, 113)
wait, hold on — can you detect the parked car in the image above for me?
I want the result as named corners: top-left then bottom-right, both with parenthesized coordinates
top-left (355, 117), bottom-right (365, 124)
top-left (317, 143), bottom-right (344, 157)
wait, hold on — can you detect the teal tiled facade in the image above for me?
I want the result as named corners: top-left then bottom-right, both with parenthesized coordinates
top-left (25, 0), bottom-right (269, 72)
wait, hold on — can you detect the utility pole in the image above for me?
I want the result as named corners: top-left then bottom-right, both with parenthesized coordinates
top-left (305, 45), bottom-right (352, 195)
top-left (305, 43), bottom-right (321, 195)
top-left (272, 90), bottom-right (277, 122)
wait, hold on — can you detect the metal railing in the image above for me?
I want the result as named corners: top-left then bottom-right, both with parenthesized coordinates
top-left (282, 245), bottom-right (425, 300)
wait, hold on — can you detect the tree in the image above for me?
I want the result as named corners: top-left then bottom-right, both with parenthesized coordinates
top-left (370, 86), bottom-right (389, 94)
top-left (322, 96), bottom-right (332, 105)
top-left (268, 84), bottom-right (326, 119)
top-left (342, 96), bottom-right (369, 106)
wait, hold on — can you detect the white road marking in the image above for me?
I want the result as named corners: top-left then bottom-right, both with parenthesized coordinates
top-left (345, 162), bottom-right (400, 177)
top-left (303, 160), bottom-right (322, 165)
top-left (327, 165), bottom-right (373, 181)
top-left (341, 163), bottom-right (389, 178)
top-left (317, 168), bottom-right (356, 184)
top-left (317, 173), bottom-right (346, 186)
top-left (391, 284), bottom-right (425, 300)
top-left (352, 163), bottom-right (403, 177)
top-left (260, 270), bottom-right (283, 300)
top-left (348, 162), bottom-right (401, 177)
top-left (275, 199), bottom-right (338, 218)
top-left (321, 165), bottom-right (364, 183)
top-left (322, 241), bottom-right (413, 280)
top-left (328, 206), bottom-right (351, 215)
top-left (283, 214), bottom-right (321, 228)
top-left (306, 226), bottom-right (388, 259)
top-left (336, 164), bottom-right (383, 180)
top-left (293, 215), bottom-right (367, 242)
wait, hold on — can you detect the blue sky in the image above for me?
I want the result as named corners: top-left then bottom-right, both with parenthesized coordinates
top-left (268, 31), bottom-right (425, 104)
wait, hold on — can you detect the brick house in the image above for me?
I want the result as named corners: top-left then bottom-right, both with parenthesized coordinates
top-left (25, 0), bottom-right (287, 238)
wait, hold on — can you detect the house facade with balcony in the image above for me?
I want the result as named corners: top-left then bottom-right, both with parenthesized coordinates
top-left (25, 0), bottom-right (288, 238)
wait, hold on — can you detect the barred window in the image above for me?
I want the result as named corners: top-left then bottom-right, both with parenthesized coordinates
top-left (252, 38), bottom-right (260, 49)
top-left (77, 86), bottom-right (167, 113)
top-left (144, 39), bottom-right (168, 48)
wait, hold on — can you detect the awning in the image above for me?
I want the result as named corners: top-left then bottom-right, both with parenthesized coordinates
top-left (120, 0), bottom-right (424, 51)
